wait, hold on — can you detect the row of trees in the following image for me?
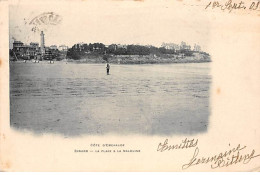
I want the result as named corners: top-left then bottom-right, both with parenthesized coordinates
top-left (67, 43), bottom-right (196, 60)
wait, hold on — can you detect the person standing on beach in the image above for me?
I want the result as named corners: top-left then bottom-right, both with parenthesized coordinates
top-left (106, 63), bottom-right (110, 75)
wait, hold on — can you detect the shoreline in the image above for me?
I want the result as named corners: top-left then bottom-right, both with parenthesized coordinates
top-left (10, 52), bottom-right (211, 65)
top-left (10, 60), bottom-right (211, 65)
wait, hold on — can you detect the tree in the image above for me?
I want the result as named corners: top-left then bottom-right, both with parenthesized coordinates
top-left (83, 44), bottom-right (89, 51)
top-left (115, 47), bottom-right (127, 55)
top-left (89, 43), bottom-right (93, 51)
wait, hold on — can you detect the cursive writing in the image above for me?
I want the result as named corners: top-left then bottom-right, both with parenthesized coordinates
top-left (157, 138), bottom-right (198, 152)
top-left (205, 0), bottom-right (260, 13)
top-left (182, 144), bottom-right (260, 170)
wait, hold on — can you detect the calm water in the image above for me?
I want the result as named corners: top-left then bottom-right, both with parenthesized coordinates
top-left (10, 62), bottom-right (211, 136)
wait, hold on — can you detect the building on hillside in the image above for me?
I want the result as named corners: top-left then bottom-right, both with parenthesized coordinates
top-left (12, 32), bottom-right (60, 60)
top-left (13, 41), bottom-right (23, 48)
top-left (180, 41), bottom-right (191, 50)
top-left (173, 44), bottom-right (180, 51)
top-left (12, 41), bottom-right (40, 59)
top-left (161, 42), bottom-right (174, 50)
top-left (58, 45), bottom-right (68, 52)
top-left (30, 42), bottom-right (39, 48)
top-left (161, 43), bottom-right (180, 51)
top-left (44, 47), bottom-right (52, 60)
top-left (193, 44), bottom-right (201, 52)
top-left (117, 44), bottom-right (127, 49)
top-left (30, 42), bottom-right (40, 54)
top-left (50, 45), bottom-right (58, 50)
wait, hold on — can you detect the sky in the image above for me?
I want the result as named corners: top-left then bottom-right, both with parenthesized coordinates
top-left (9, 0), bottom-right (211, 51)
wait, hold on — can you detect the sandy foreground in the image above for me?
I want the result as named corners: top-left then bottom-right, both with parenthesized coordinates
top-left (10, 62), bottom-right (211, 136)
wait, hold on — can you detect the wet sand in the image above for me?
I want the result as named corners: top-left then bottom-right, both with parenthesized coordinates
top-left (10, 62), bottom-right (211, 136)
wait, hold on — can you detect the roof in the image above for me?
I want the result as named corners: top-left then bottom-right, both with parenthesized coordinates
top-left (13, 45), bottom-right (35, 48)
top-left (59, 45), bottom-right (68, 47)
top-left (13, 41), bottom-right (23, 44)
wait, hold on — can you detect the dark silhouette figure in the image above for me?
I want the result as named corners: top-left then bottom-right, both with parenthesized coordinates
top-left (106, 63), bottom-right (110, 75)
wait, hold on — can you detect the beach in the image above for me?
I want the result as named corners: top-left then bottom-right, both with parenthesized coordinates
top-left (10, 62), bottom-right (211, 136)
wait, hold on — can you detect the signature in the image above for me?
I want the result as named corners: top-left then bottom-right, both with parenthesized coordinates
top-left (182, 144), bottom-right (260, 170)
top-left (205, 0), bottom-right (260, 13)
top-left (157, 138), bottom-right (198, 152)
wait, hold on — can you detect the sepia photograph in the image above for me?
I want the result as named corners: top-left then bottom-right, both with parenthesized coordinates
top-left (9, 3), bottom-right (211, 136)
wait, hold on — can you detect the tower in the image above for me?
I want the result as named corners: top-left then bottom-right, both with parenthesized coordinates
top-left (40, 31), bottom-right (45, 56)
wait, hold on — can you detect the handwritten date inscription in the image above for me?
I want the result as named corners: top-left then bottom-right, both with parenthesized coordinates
top-left (205, 0), bottom-right (260, 13)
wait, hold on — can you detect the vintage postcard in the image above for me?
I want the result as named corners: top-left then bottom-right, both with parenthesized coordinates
top-left (0, 0), bottom-right (259, 172)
